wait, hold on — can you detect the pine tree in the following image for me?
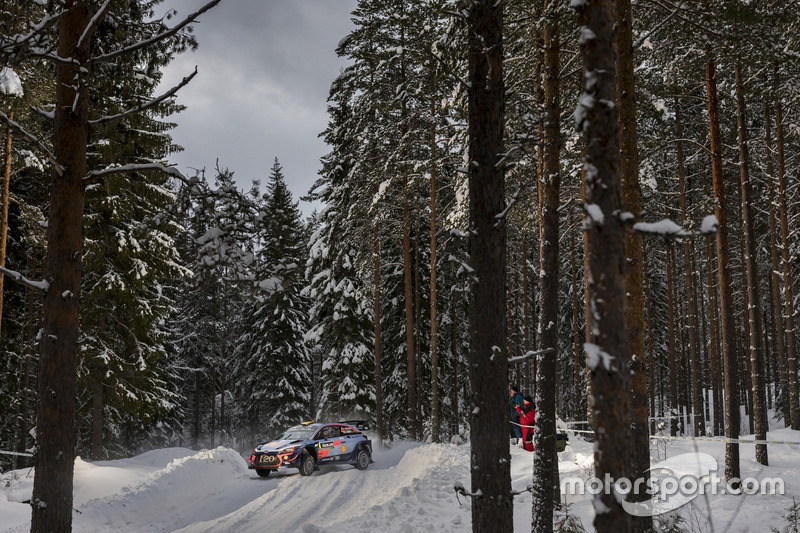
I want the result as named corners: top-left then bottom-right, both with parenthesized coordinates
top-left (233, 158), bottom-right (311, 439)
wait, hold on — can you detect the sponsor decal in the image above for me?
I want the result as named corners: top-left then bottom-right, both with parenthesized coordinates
top-left (341, 445), bottom-right (346, 453)
top-left (319, 442), bottom-right (335, 449)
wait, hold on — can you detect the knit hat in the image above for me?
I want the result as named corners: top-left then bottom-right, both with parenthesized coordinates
top-left (523, 395), bottom-right (533, 404)
top-left (510, 385), bottom-right (519, 394)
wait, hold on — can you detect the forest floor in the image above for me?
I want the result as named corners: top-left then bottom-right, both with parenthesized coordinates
top-left (1, 417), bottom-right (798, 532)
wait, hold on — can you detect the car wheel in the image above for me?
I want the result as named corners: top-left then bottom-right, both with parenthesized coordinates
top-left (354, 447), bottom-right (370, 470)
top-left (299, 451), bottom-right (315, 476)
top-left (256, 469), bottom-right (270, 478)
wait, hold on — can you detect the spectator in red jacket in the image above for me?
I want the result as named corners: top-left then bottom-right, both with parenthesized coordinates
top-left (515, 395), bottom-right (536, 452)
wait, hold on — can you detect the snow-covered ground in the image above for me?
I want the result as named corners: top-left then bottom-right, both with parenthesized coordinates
top-left (2, 425), bottom-right (798, 532)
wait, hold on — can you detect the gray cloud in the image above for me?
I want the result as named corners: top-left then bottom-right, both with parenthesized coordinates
top-left (157, 0), bottom-right (358, 213)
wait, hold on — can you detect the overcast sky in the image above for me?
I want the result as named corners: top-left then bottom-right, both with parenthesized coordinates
top-left (157, 0), bottom-right (359, 215)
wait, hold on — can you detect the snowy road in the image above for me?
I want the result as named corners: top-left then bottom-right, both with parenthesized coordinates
top-left (2, 426), bottom-right (799, 532)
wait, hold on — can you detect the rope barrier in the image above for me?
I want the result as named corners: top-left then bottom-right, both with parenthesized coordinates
top-left (0, 450), bottom-right (33, 457)
top-left (511, 421), bottom-right (800, 446)
top-left (560, 427), bottom-right (800, 447)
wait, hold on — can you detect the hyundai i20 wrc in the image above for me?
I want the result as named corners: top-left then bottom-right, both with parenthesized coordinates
top-left (247, 421), bottom-right (372, 477)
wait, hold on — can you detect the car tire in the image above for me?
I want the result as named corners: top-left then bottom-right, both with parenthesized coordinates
top-left (354, 447), bottom-right (370, 470)
top-left (256, 469), bottom-right (270, 478)
top-left (299, 451), bottom-right (315, 476)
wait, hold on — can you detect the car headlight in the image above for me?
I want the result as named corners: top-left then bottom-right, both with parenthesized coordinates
top-left (279, 446), bottom-right (297, 453)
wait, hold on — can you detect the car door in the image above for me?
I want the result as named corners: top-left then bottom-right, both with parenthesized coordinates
top-left (315, 425), bottom-right (347, 464)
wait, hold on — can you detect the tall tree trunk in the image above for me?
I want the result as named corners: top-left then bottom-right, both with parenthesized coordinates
top-left (667, 241), bottom-right (679, 436)
top-left (643, 239), bottom-right (656, 433)
top-left (523, 235), bottom-right (531, 388)
top-left (414, 234), bottom-right (423, 439)
top-left (571, 221), bottom-right (582, 420)
top-left (675, 100), bottom-right (705, 438)
top-left (403, 179), bottom-right (416, 438)
top-left (0, 111), bottom-right (13, 339)
top-left (575, 0), bottom-right (631, 530)
top-left (581, 173), bottom-right (594, 431)
top-left (774, 69), bottom-right (800, 430)
top-left (764, 99), bottom-right (789, 424)
top-left (614, 2), bottom-right (649, 526)
top-left (706, 57), bottom-right (741, 482)
top-left (533, 1), bottom-right (561, 530)
top-left (705, 235), bottom-right (724, 436)
top-left (373, 221), bottom-right (384, 445)
top-left (734, 62), bottom-right (768, 464)
top-left (430, 70), bottom-right (440, 443)
top-left (451, 261), bottom-right (459, 438)
top-left (466, 1), bottom-right (511, 530)
top-left (31, 3), bottom-right (92, 531)
top-left (14, 251), bottom-right (37, 468)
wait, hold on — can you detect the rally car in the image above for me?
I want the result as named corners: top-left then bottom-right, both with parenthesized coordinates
top-left (247, 421), bottom-right (372, 477)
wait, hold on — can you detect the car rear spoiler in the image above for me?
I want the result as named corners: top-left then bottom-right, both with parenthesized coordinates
top-left (342, 420), bottom-right (370, 431)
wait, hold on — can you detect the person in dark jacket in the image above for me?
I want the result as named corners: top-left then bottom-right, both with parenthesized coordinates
top-left (515, 395), bottom-right (536, 451)
top-left (509, 385), bottom-right (524, 444)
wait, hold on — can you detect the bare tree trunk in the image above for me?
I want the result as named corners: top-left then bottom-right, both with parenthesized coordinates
top-left (31, 3), bottom-right (92, 531)
top-left (451, 261), bottom-right (459, 438)
top-left (706, 57), bottom-right (741, 482)
top-left (764, 99), bottom-right (789, 424)
top-left (774, 68), bottom-right (800, 430)
top-left (675, 100), bottom-right (705, 438)
top-left (466, 1), bottom-right (511, 530)
top-left (581, 174), bottom-right (594, 431)
top-left (667, 241), bottom-right (679, 436)
top-left (571, 222), bottom-right (582, 420)
top-left (575, 0), bottom-right (631, 530)
top-left (532, 1), bottom-right (561, 530)
top-left (430, 70), bottom-right (440, 443)
top-left (14, 251), bottom-right (37, 468)
top-left (704, 232), bottom-right (723, 436)
top-left (403, 178), bottom-right (416, 438)
top-left (0, 111), bottom-right (13, 339)
top-left (373, 221), bottom-right (384, 445)
top-left (643, 239), bottom-right (655, 433)
top-left (734, 62), bottom-right (768, 464)
top-left (614, 2), bottom-right (649, 526)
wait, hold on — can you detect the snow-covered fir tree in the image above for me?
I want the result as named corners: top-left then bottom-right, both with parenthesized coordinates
top-left (232, 158), bottom-right (311, 440)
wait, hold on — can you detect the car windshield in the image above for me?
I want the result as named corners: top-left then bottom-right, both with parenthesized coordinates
top-left (276, 427), bottom-right (316, 440)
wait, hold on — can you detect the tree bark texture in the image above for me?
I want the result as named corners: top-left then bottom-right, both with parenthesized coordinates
top-left (0, 111), bottom-right (13, 340)
top-left (533, 2), bottom-right (561, 531)
top-left (706, 57), bottom-right (740, 482)
top-left (675, 101), bottom-right (705, 438)
top-left (575, 1), bottom-right (631, 530)
top-left (734, 62), bottom-right (768, 465)
top-left (774, 72), bottom-right (800, 430)
top-left (31, 3), bottom-right (92, 531)
top-left (373, 222), bottom-right (384, 445)
top-left (466, 1), bottom-right (512, 531)
top-left (614, 3), bottom-right (650, 528)
top-left (764, 99), bottom-right (789, 424)
top-left (430, 72), bottom-right (440, 443)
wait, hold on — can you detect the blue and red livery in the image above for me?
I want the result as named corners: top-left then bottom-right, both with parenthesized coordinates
top-left (247, 421), bottom-right (372, 478)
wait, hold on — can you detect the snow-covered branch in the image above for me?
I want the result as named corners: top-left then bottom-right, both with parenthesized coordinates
top-left (0, 110), bottom-right (62, 176)
top-left (632, 215), bottom-right (718, 238)
top-left (508, 347), bottom-right (555, 364)
top-left (84, 163), bottom-right (189, 185)
top-left (77, 0), bottom-right (112, 51)
top-left (90, 68), bottom-right (198, 126)
top-left (91, 0), bottom-right (222, 64)
top-left (0, 265), bottom-right (49, 293)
